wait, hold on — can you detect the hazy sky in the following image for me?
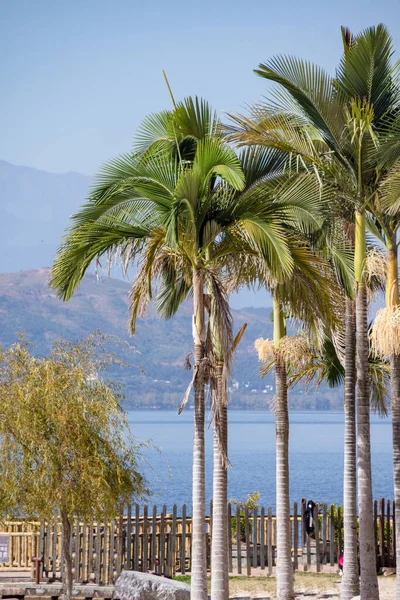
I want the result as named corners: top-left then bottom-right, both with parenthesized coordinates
top-left (2, 0), bottom-right (400, 176)
top-left (1, 0), bottom-right (398, 307)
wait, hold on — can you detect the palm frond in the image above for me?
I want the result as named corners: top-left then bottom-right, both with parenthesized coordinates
top-left (255, 55), bottom-right (345, 155)
top-left (335, 24), bottom-right (398, 123)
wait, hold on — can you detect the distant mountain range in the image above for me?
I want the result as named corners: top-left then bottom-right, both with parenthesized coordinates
top-left (0, 159), bottom-right (344, 409)
top-left (0, 268), bottom-right (342, 410)
top-left (0, 160), bottom-right (91, 273)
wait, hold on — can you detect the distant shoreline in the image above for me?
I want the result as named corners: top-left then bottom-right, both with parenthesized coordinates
top-left (125, 406), bottom-right (345, 412)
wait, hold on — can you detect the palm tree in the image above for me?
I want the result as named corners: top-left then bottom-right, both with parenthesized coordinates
top-left (51, 105), bottom-right (245, 600)
top-left (51, 99), bottom-right (329, 600)
top-left (369, 127), bottom-right (400, 600)
top-left (228, 24), bottom-right (399, 599)
top-left (255, 270), bottom-right (342, 600)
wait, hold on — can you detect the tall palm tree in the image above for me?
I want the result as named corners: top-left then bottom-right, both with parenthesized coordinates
top-left (252, 241), bottom-right (344, 600)
top-left (369, 128), bottom-right (400, 600)
top-left (227, 24), bottom-right (399, 599)
top-left (51, 99), bottom-right (328, 600)
top-left (51, 108), bottom-right (245, 600)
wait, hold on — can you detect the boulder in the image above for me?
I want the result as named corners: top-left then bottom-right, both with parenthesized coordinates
top-left (114, 571), bottom-right (190, 600)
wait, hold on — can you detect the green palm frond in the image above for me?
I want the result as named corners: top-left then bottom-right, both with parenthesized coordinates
top-left (288, 326), bottom-right (389, 415)
top-left (335, 24), bottom-right (398, 122)
top-left (175, 96), bottom-right (220, 141)
top-left (277, 245), bottom-right (342, 332)
top-left (134, 110), bottom-right (175, 154)
top-left (255, 55), bottom-right (345, 155)
top-left (289, 335), bottom-right (344, 389)
top-left (380, 160), bottom-right (400, 215)
top-left (226, 110), bottom-right (321, 163)
top-left (51, 221), bottom-right (150, 301)
top-left (239, 146), bottom-right (287, 188)
top-left (368, 354), bottom-right (390, 416)
top-left (193, 137), bottom-right (245, 192)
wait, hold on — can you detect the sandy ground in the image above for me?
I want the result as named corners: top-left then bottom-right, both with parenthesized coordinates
top-left (227, 573), bottom-right (396, 599)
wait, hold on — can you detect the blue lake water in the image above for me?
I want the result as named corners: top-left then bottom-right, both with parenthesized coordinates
top-left (128, 410), bottom-right (393, 512)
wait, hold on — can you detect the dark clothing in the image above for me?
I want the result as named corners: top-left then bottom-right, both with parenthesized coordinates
top-left (303, 500), bottom-right (316, 535)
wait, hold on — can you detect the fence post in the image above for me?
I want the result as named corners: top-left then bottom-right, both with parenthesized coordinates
top-left (267, 507), bottom-right (272, 577)
top-left (126, 505), bottom-right (132, 571)
top-left (245, 505), bottom-right (251, 576)
top-left (228, 503), bottom-right (232, 574)
top-left (151, 505), bottom-right (157, 572)
top-left (236, 504), bottom-right (242, 575)
top-left (74, 519), bottom-right (80, 583)
top-left (81, 523), bottom-right (87, 583)
top-left (253, 506), bottom-right (258, 569)
top-left (181, 504), bottom-right (186, 575)
top-left (386, 499), bottom-right (391, 568)
top-left (134, 505), bottom-right (139, 572)
top-left (337, 507), bottom-right (342, 560)
top-left (314, 504), bottom-right (320, 573)
top-left (374, 500), bottom-right (378, 559)
top-left (379, 498), bottom-right (385, 570)
top-left (160, 506), bottom-right (166, 575)
top-left (259, 507), bottom-right (264, 571)
top-left (171, 505), bottom-right (177, 577)
top-left (95, 522), bottom-right (101, 584)
top-left (322, 504), bottom-right (327, 565)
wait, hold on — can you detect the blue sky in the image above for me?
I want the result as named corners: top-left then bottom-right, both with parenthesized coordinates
top-left (2, 0), bottom-right (400, 176)
top-left (1, 0), bottom-right (398, 306)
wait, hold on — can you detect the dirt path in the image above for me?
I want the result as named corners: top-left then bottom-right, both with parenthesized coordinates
top-left (228, 573), bottom-right (396, 599)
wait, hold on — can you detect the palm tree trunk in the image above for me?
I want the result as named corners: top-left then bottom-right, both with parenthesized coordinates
top-left (355, 210), bottom-right (379, 600)
top-left (211, 361), bottom-right (229, 600)
top-left (191, 267), bottom-right (207, 600)
top-left (392, 353), bottom-right (400, 600)
top-left (61, 511), bottom-right (73, 600)
top-left (386, 237), bottom-right (400, 599)
top-left (341, 297), bottom-right (360, 600)
top-left (274, 296), bottom-right (294, 600)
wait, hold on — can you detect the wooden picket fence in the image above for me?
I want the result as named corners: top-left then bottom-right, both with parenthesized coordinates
top-left (0, 499), bottom-right (395, 583)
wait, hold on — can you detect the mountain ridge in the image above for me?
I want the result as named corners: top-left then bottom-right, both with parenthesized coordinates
top-left (0, 268), bottom-right (342, 410)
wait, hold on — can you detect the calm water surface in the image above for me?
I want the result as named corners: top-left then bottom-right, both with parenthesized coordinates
top-left (128, 410), bottom-right (393, 512)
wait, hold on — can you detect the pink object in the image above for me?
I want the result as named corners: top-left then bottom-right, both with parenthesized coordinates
top-left (339, 556), bottom-right (344, 566)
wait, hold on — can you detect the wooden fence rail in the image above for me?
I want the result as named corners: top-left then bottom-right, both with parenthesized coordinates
top-left (0, 498), bottom-right (395, 583)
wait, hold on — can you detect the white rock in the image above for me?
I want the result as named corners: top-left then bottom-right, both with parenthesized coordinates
top-left (114, 571), bottom-right (190, 600)
top-left (350, 596), bottom-right (360, 600)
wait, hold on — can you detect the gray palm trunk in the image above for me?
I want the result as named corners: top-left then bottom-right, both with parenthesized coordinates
top-left (341, 298), bottom-right (360, 600)
top-left (191, 270), bottom-right (208, 600)
top-left (386, 241), bottom-right (400, 599)
top-left (275, 352), bottom-right (294, 600)
top-left (391, 354), bottom-right (400, 599)
top-left (211, 362), bottom-right (229, 600)
top-left (356, 284), bottom-right (379, 600)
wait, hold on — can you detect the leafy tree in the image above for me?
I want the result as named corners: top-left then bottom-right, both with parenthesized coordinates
top-left (0, 334), bottom-right (146, 600)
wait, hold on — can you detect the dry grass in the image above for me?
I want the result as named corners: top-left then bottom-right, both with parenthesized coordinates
top-left (175, 573), bottom-right (396, 599)
top-left (228, 573), bottom-right (339, 597)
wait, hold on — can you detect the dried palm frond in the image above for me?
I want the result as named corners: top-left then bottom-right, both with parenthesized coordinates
top-left (255, 338), bottom-right (276, 363)
top-left (255, 334), bottom-right (313, 370)
top-left (371, 307), bottom-right (400, 356)
top-left (207, 270), bottom-right (233, 370)
top-left (129, 262), bottom-right (152, 335)
top-left (365, 247), bottom-right (387, 297)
